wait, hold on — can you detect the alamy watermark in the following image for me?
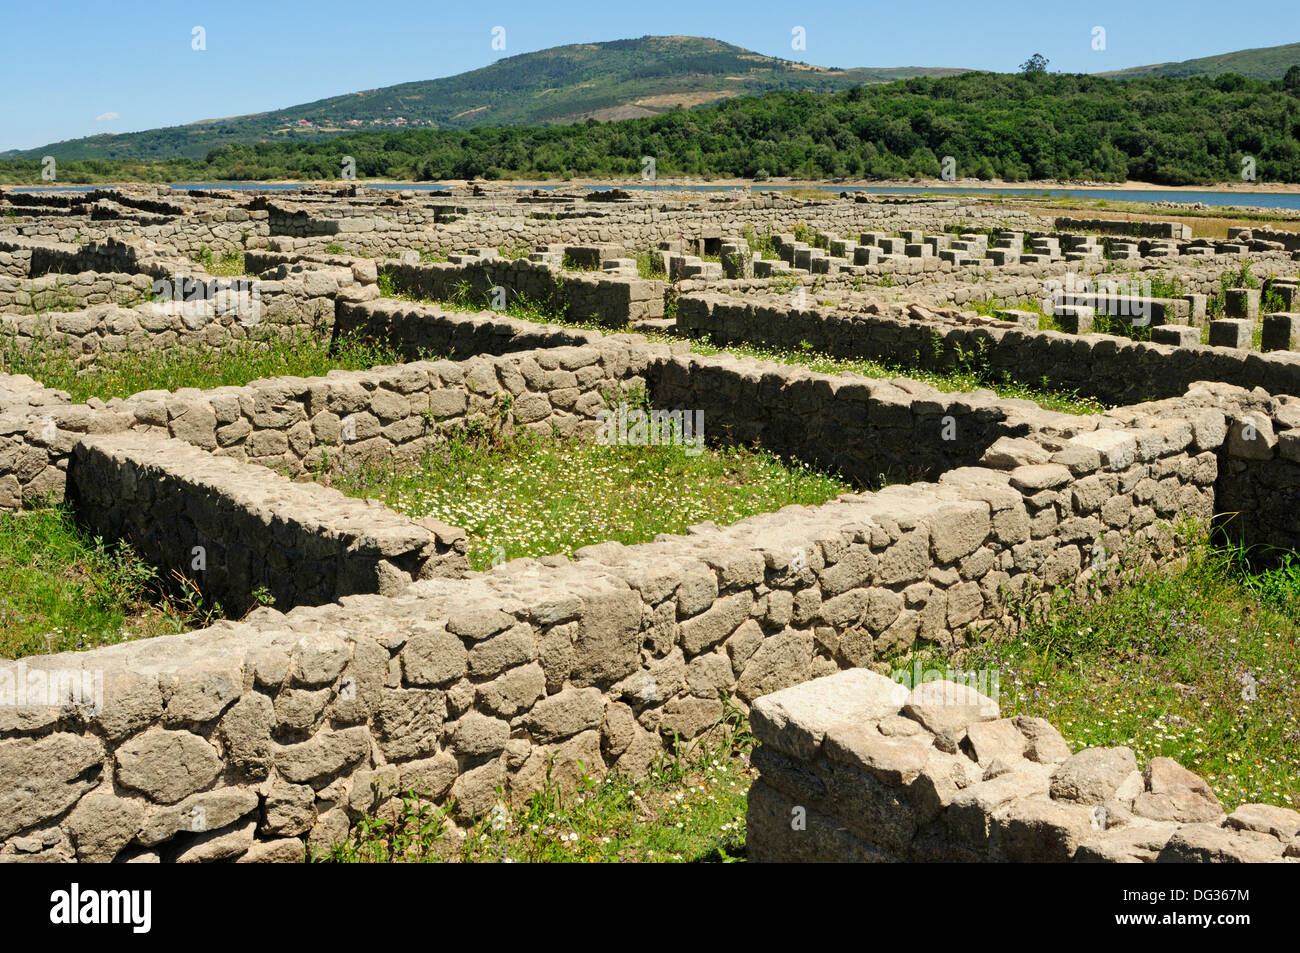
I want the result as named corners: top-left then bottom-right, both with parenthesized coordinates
top-left (893, 660), bottom-right (1000, 712)
top-left (151, 274), bottom-right (262, 328)
top-left (0, 660), bottom-right (104, 715)
top-left (596, 403), bottom-right (705, 456)
top-left (1042, 273), bottom-right (1156, 326)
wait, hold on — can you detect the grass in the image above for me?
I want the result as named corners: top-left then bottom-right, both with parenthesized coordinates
top-left (1, 331), bottom-right (409, 403)
top-left (0, 507), bottom-right (194, 659)
top-left (901, 535), bottom-right (1300, 811)
top-left (324, 701), bottom-right (755, 863)
top-left (194, 246), bottom-right (247, 277)
top-left (316, 426), bottom-right (852, 571)
top-left (635, 249), bottom-right (667, 280)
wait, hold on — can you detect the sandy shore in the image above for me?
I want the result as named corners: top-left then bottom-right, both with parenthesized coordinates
top-left (374, 177), bottom-right (1300, 194)
top-left (36, 177), bottom-right (1300, 196)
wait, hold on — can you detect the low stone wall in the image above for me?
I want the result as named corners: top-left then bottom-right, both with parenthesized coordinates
top-left (333, 298), bottom-right (604, 360)
top-left (1053, 217), bottom-right (1192, 240)
top-left (1210, 389), bottom-right (1300, 558)
top-left (0, 337), bottom-right (660, 510)
top-left (1, 214), bottom-right (266, 257)
top-left (678, 292), bottom-right (1300, 405)
top-left (68, 432), bottom-right (468, 617)
top-left (377, 258), bottom-right (664, 327)
top-left (746, 669), bottom-right (1298, 862)
top-left (0, 302), bottom-right (314, 367)
top-left (0, 271), bottom-right (156, 313)
top-left (648, 351), bottom-right (1025, 484)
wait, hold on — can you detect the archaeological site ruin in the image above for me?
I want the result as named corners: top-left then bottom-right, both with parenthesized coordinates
top-left (1, 181), bottom-right (1298, 865)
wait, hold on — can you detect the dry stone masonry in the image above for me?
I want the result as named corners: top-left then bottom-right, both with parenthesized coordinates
top-left (2, 183), bottom-right (1299, 862)
top-left (746, 669), bottom-right (1298, 862)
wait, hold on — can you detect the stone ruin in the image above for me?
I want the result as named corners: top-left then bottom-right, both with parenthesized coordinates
top-left (0, 182), bottom-right (1297, 862)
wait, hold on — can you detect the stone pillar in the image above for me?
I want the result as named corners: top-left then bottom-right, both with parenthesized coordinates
top-left (1209, 318), bottom-right (1252, 349)
top-left (1054, 304), bottom-right (1094, 334)
top-left (1225, 288), bottom-right (1260, 321)
top-left (1261, 312), bottom-right (1300, 352)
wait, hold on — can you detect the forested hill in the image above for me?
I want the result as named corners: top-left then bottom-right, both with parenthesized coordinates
top-left (0, 36), bottom-right (964, 162)
top-left (5, 71), bottom-right (1300, 186)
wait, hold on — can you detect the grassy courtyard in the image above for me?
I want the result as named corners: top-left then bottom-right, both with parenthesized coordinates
top-left (318, 427), bottom-right (852, 570)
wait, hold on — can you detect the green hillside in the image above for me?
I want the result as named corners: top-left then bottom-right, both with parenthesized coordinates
top-left (1102, 41), bottom-right (1300, 80)
top-left (7, 71), bottom-right (1299, 187)
top-left (1, 36), bottom-right (966, 162)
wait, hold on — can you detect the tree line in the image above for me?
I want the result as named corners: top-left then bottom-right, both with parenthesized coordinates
top-left (3, 71), bottom-right (1299, 185)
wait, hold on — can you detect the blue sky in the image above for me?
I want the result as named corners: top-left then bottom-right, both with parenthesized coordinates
top-left (2, 0), bottom-right (1297, 151)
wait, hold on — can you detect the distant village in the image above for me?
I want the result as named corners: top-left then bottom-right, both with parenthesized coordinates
top-left (292, 116), bottom-right (437, 130)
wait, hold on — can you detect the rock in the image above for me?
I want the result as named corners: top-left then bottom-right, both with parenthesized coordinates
top-left (448, 712), bottom-right (510, 757)
top-left (659, 696), bottom-right (724, 740)
top-left (1132, 757), bottom-right (1224, 823)
top-left (173, 817), bottom-right (256, 863)
top-left (137, 788), bottom-right (259, 846)
top-left (963, 719), bottom-right (1028, 767)
top-left (734, 628), bottom-right (813, 701)
top-left (401, 627), bottom-right (468, 686)
top-left (1225, 803), bottom-right (1300, 843)
top-left (262, 781), bottom-right (317, 837)
top-left (901, 679), bottom-right (998, 734)
top-left (1158, 825), bottom-right (1286, 863)
top-left (1049, 747), bottom-right (1138, 805)
top-left (65, 792), bottom-right (145, 862)
top-left (273, 727), bottom-right (370, 788)
top-left (1013, 716), bottom-right (1072, 763)
top-left (237, 838), bottom-right (306, 863)
top-left (750, 668), bottom-right (909, 760)
top-left (115, 729), bottom-right (220, 805)
top-left (570, 589), bottom-right (642, 686)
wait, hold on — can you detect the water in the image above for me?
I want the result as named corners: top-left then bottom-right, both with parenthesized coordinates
top-left (11, 181), bottom-right (1300, 210)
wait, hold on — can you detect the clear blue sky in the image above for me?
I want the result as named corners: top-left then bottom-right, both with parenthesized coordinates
top-left (2, 0), bottom-right (1297, 151)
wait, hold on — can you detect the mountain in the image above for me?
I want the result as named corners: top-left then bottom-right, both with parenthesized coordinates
top-left (2, 36), bottom-right (967, 162)
top-left (1100, 41), bottom-right (1300, 80)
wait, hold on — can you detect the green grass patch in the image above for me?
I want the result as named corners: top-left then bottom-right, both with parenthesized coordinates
top-left (0, 507), bottom-right (194, 659)
top-left (194, 246), bottom-right (247, 277)
top-left (317, 427), bottom-right (851, 571)
top-left (1, 331), bottom-right (410, 403)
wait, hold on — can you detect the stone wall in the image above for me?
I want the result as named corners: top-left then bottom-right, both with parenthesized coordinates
top-left (377, 258), bottom-right (665, 327)
top-left (1054, 217), bottom-right (1192, 240)
top-left (0, 337), bottom-right (660, 510)
top-left (68, 432), bottom-right (468, 617)
top-left (647, 351), bottom-right (1024, 485)
top-left (0, 214), bottom-right (267, 257)
top-left (1209, 388), bottom-right (1300, 558)
top-left (333, 298), bottom-right (605, 360)
top-left (265, 195), bottom-right (1045, 259)
top-left (0, 272), bottom-right (156, 313)
top-left (677, 292), bottom-right (1300, 405)
top-left (745, 668), bottom-right (1298, 862)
